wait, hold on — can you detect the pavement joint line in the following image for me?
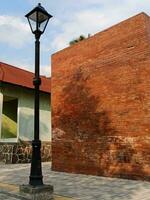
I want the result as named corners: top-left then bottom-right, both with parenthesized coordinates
top-left (0, 182), bottom-right (75, 200)
top-left (1, 162), bottom-right (150, 200)
top-left (54, 194), bottom-right (76, 200)
top-left (0, 190), bottom-right (28, 200)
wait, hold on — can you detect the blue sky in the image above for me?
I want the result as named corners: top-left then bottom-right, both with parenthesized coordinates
top-left (0, 0), bottom-right (150, 77)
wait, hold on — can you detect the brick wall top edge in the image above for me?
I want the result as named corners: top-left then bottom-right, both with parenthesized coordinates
top-left (52, 12), bottom-right (149, 59)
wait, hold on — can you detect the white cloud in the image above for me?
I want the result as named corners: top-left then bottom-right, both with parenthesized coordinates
top-left (50, 0), bottom-right (150, 52)
top-left (1, 57), bottom-right (51, 77)
top-left (1, 58), bottom-right (34, 72)
top-left (2, 0), bottom-right (150, 72)
top-left (51, 10), bottom-right (110, 50)
top-left (0, 15), bottom-right (31, 48)
top-left (40, 65), bottom-right (51, 77)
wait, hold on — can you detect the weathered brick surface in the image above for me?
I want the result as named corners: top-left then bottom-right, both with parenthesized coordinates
top-left (52, 13), bottom-right (150, 180)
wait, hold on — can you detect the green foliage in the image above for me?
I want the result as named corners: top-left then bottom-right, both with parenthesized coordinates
top-left (69, 35), bottom-right (86, 46)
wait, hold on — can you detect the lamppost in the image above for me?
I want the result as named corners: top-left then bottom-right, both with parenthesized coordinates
top-left (25, 3), bottom-right (52, 186)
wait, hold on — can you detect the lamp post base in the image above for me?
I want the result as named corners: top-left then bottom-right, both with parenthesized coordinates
top-left (29, 140), bottom-right (43, 186)
top-left (20, 184), bottom-right (53, 200)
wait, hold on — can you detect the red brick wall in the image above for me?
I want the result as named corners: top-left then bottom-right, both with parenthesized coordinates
top-left (52, 13), bottom-right (150, 180)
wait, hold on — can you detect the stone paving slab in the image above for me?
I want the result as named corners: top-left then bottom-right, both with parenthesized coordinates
top-left (0, 162), bottom-right (150, 200)
top-left (0, 182), bottom-right (74, 200)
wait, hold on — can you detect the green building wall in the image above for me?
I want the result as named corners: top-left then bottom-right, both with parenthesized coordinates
top-left (0, 83), bottom-right (51, 142)
top-left (0, 83), bottom-right (51, 163)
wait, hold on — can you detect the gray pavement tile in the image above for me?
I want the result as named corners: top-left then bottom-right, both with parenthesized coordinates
top-left (0, 190), bottom-right (27, 200)
top-left (0, 162), bottom-right (150, 200)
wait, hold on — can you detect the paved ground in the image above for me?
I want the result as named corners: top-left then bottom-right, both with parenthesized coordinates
top-left (0, 162), bottom-right (150, 200)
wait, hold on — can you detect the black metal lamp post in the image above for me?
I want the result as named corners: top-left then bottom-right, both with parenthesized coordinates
top-left (25, 3), bottom-right (52, 186)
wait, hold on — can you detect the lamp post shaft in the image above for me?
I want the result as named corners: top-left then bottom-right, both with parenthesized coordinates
top-left (29, 34), bottom-right (43, 186)
top-left (34, 35), bottom-right (40, 140)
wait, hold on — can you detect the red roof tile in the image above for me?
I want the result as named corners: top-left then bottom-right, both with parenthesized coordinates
top-left (0, 62), bottom-right (51, 93)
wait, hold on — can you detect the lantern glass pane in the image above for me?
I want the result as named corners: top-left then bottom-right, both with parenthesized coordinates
top-left (38, 12), bottom-right (49, 23)
top-left (38, 19), bottom-right (48, 32)
top-left (26, 8), bottom-right (51, 33)
top-left (28, 12), bottom-right (37, 22)
top-left (28, 17), bottom-right (36, 32)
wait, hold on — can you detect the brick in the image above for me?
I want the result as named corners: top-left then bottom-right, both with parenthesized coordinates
top-left (52, 13), bottom-right (150, 180)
